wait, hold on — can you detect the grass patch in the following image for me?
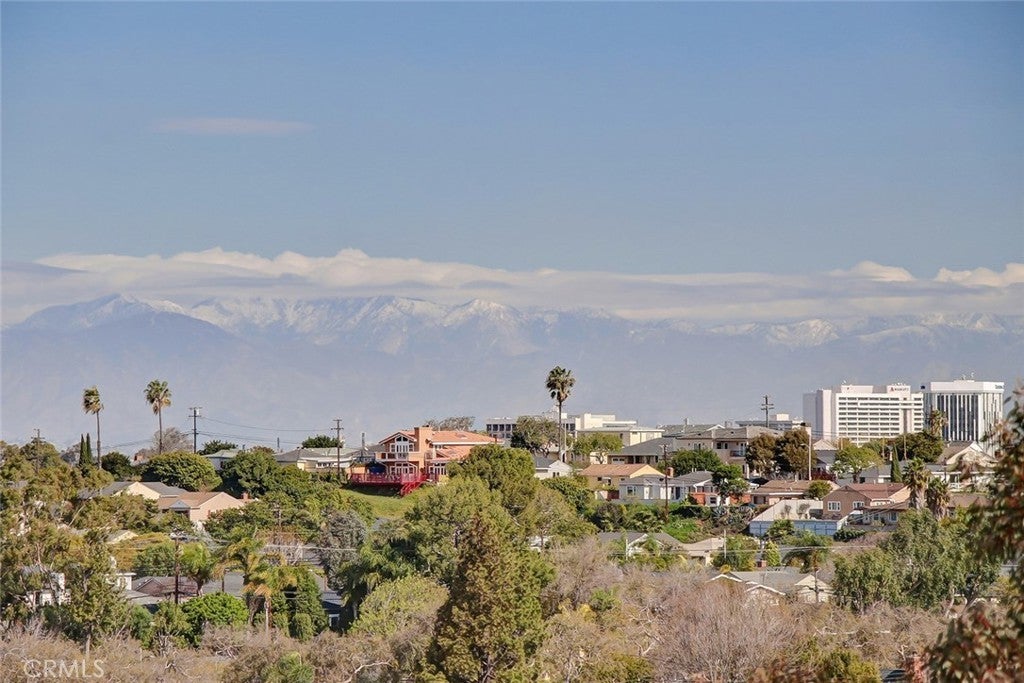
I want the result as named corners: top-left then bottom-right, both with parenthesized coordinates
top-left (341, 485), bottom-right (430, 519)
top-left (662, 518), bottom-right (707, 543)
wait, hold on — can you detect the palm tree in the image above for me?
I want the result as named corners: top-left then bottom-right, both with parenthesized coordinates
top-left (545, 366), bottom-right (575, 462)
top-left (82, 386), bottom-right (103, 465)
top-left (903, 457), bottom-right (931, 510)
top-left (180, 543), bottom-right (216, 596)
top-left (144, 380), bottom-right (172, 454)
top-left (926, 478), bottom-right (951, 518)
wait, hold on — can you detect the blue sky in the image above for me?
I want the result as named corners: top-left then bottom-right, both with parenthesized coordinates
top-left (2, 2), bottom-right (1022, 277)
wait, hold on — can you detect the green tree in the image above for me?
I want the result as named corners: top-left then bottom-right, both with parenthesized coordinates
top-left (889, 450), bottom-right (903, 483)
top-left (316, 508), bottom-right (367, 592)
top-left (219, 448), bottom-right (282, 498)
top-left (78, 434), bottom-right (94, 475)
top-left (82, 386), bottom-right (103, 463)
top-left (745, 433), bottom-right (778, 476)
top-left (926, 477), bottom-right (951, 518)
top-left (833, 444), bottom-right (882, 481)
top-left (100, 452), bottom-right (135, 480)
top-left (545, 366), bottom-right (576, 461)
top-left (144, 379), bottom-right (172, 454)
top-left (180, 542), bottom-right (217, 595)
top-left (807, 480), bottom-right (832, 500)
top-left (783, 531), bottom-right (832, 573)
top-left (765, 518), bottom-right (795, 543)
top-left (181, 592), bottom-right (248, 644)
top-left (571, 432), bottom-right (623, 461)
top-left (450, 443), bottom-right (538, 517)
top-left (927, 409), bottom-right (948, 439)
top-left (713, 535), bottom-right (759, 571)
top-left (142, 450), bottom-right (221, 491)
top-left (198, 440), bottom-right (238, 455)
top-left (429, 512), bottom-right (545, 682)
top-left (774, 429), bottom-right (810, 475)
top-left (712, 464), bottom-right (748, 502)
top-left (510, 415), bottom-right (560, 456)
top-left (62, 531), bottom-right (130, 657)
top-left (276, 565), bottom-right (328, 640)
top-left (902, 458), bottom-right (930, 509)
top-left (424, 416), bottom-right (475, 431)
top-left (301, 434), bottom-right (341, 449)
top-left (665, 448), bottom-right (724, 475)
top-left (133, 542), bottom-right (176, 576)
top-left (149, 601), bottom-right (190, 652)
top-left (897, 431), bottom-right (944, 463)
top-left (832, 548), bottom-right (902, 612)
top-left (542, 476), bottom-right (593, 516)
top-left (762, 540), bottom-right (782, 567)
top-left (929, 385), bottom-right (1024, 679)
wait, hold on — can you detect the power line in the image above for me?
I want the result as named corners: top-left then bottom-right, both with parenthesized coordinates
top-left (200, 416), bottom-right (323, 433)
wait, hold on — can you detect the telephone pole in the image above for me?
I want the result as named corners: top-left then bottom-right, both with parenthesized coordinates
top-left (761, 395), bottom-right (775, 428)
top-left (334, 419), bottom-right (344, 483)
top-left (189, 407), bottom-right (202, 453)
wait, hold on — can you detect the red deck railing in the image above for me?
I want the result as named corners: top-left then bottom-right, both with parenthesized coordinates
top-left (348, 472), bottom-right (426, 486)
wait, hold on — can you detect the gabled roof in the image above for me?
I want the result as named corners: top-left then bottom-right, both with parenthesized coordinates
top-left (156, 491), bottom-right (244, 511)
top-left (532, 454), bottom-right (572, 470)
top-left (830, 483), bottom-right (907, 498)
top-left (753, 479), bottom-right (827, 495)
top-left (717, 568), bottom-right (830, 595)
top-left (674, 470), bottom-right (717, 487)
top-left (87, 481), bottom-right (188, 498)
top-left (661, 423), bottom-right (724, 437)
top-left (275, 447), bottom-right (357, 463)
top-left (615, 436), bottom-right (679, 457)
top-left (580, 464), bottom-right (660, 477)
top-left (676, 425), bottom-right (783, 440)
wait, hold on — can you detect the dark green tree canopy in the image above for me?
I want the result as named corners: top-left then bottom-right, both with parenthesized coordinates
top-left (510, 415), bottom-right (560, 455)
top-left (198, 440), bottom-right (239, 455)
top-left (100, 452), bottom-right (135, 480)
top-left (142, 451), bottom-right (221, 492)
top-left (450, 443), bottom-right (538, 517)
top-left (301, 434), bottom-right (342, 449)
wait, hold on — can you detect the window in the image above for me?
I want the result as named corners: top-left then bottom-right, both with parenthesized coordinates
top-left (853, 501), bottom-right (865, 510)
top-left (827, 501), bottom-right (841, 512)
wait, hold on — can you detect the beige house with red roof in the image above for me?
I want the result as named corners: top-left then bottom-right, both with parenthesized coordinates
top-left (579, 463), bottom-right (661, 493)
top-left (822, 483), bottom-right (909, 520)
top-left (156, 491), bottom-right (248, 525)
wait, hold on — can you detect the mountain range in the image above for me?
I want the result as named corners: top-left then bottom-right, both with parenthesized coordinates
top-left (2, 293), bottom-right (1021, 451)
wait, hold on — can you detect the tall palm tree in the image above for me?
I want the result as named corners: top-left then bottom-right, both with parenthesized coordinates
top-left (144, 380), bottom-right (172, 454)
top-left (82, 386), bottom-right (103, 465)
top-left (545, 366), bottom-right (575, 462)
top-left (903, 457), bottom-right (931, 510)
top-left (926, 478), bottom-right (951, 518)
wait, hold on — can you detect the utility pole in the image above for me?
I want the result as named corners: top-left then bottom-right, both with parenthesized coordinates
top-left (661, 444), bottom-right (670, 519)
top-left (189, 407), bottom-right (202, 453)
top-left (334, 419), bottom-right (344, 483)
top-left (761, 395), bottom-right (774, 428)
top-left (171, 532), bottom-right (184, 605)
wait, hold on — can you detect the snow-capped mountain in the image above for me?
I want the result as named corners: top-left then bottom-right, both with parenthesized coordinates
top-left (2, 294), bottom-right (1020, 449)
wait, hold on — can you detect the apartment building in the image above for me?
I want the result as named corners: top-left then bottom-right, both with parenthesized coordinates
top-left (924, 379), bottom-right (1005, 445)
top-left (803, 384), bottom-right (923, 445)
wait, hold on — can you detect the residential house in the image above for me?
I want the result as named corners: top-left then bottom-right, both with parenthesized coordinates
top-left (532, 454), bottom-right (573, 480)
top-left (578, 464), bottom-right (662, 498)
top-left (275, 447), bottom-right (359, 473)
top-left (596, 531), bottom-right (685, 558)
top-left (712, 567), bottom-right (832, 604)
top-left (575, 421), bottom-right (663, 448)
top-left (748, 499), bottom-right (845, 538)
top-left (862, 491), bottom-right (989, 526)
top-left (606, 437), bottom-right (678, 467)
top-left (202, 448), bottom-right (242, 471)
top-left (751, 479), bottom-right (834, 506)
top-left (618, 475), bottom-right (690, 505)
top-left (133, 576), bottom-right (200, 601)
top-left (822, 484), bottom-right (909, 520)
top-left (348, 426), bottom-right (496, 493)
top-left (20, 566), bottom-right (70, 609)
top-left (678, 537), bottom-right (726, 566)
top-left (156, 491), bottom-right (248, 526)
top-left (672, 425), bottom-right (784, 473)
top-left (83, 481), bottom-right (187, 501)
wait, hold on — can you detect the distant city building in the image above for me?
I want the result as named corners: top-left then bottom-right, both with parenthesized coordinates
top-left (484, 412), bottom-right (658, 447)
top-left (924, 379), bottom-right (1005, 445)
top-left (735, 412), bottom-right (805, 432)
top-left (803, 384), bottom-right (923, 445)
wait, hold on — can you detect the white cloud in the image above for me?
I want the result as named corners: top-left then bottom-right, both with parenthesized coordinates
top-left (151, 118), bottom-right (313, 135)
top-left (4, 249), bottom-right (1020, 326)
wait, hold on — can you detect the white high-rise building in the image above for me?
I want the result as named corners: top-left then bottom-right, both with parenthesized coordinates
top-left (803, 384), bottom-right (924, 445)
top-left (924, 380), bottom-right (1005, 445)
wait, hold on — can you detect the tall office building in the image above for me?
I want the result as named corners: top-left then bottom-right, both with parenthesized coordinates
top-left (924, 380), bottom-right (1005, 444)
top-left (803, 384), bottom-right (924, 445)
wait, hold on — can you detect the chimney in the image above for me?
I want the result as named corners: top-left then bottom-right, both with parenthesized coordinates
top-left (414, 425), bottom-right (433, 454)
top-left (666, 467), bottom-right (674, 478)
